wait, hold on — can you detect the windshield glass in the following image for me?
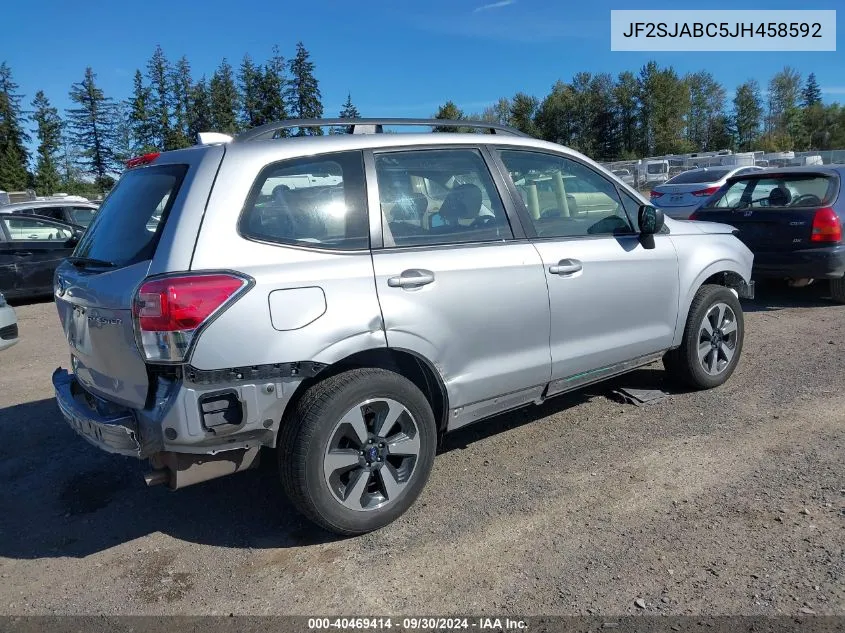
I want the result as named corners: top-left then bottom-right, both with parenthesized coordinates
top-left (72, 164), bottom-right (188, 266)
top-left (667, 168), bottom-right (731, 184)
top-left (702, 174), bottom-right (838, 209)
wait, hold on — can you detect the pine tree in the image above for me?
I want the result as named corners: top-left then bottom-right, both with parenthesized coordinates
top-left (187, 76), bottom-right (212, 142)
top-left (285, 42), bottom-right (323, 135)
top-left (146, 45), bottom-right (171, 148)
top-left (803, 72), bottom-right (822, 108)
top-left (167, 56), bottom-right (192, 149)
top-left (0, 62), bottom-right (30, 191)
top-left (432, 101), bottom-right (464, 132)
top-left (733, 80), bottom-right (763, 151)
top-left (66, 67), bottom-right (119, 190)
top-left (258, 45), bottom-right (287, 129)
top-left (332, 92), bottom-right (360, 134)
top-left (31, 90), bottom-right (63, 195)
top-left (129, 70), bottom-right (156, 154)
top-left (509, 92), bottom-right (539, 137)
top-left (209, 59), bottom-right (239, 133)
top-left (239, 54), bottom-right (263, 129)
top-left (113, 100), bottom-right (135, 164)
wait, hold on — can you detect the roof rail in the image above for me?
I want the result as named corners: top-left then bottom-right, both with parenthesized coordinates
top-left (233, 118), bottom-right (530, 142)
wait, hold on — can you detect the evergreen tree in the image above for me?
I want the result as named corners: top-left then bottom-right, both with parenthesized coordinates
top-left (239, 54), bottom-right (263, 129)
top-left (187, 76), bottom-right (212, 142)
top-left (732, 80), bottom-right (763, 151)
top-left (509, 92), bottom-right (539, 137)
top-left (129, 70), bottom-right (156, 153)
top-left (331, 92), bottom-right (361, 134)
top-left (167, 56), bottom-right (192, 149)
top-left (535, 81), bottom-right (576, 146)
top-left (339, 92), bottom-right (361, 119)
top-left (113, 100), bottom-right (135, 164)
top-left (482, 97), bottom-right (511, 125)
top-left (146, 45), bottom-right (171, 148)
top-left (432, 101), bottom-right (464, 132)
top-left (0, 62), bottom-right (30, 191)
top-left (66, 67), bottom-right (119, 190)
top-left (258, 45), bottom-right (287, 128)
top-left (31, 90), bottom-right (63, 195)
top-left (685, 71), bottom-right (726, 151)
top-left (613, 71), bottom-right (639, 157)
top-left (802, 72), bottom-right (822, 108)
top-left (285, 42), bottom-right (323, 134)
top-left (209, 59), bottom-right (239, 133)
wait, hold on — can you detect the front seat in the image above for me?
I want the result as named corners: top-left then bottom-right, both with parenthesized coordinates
top-left (430, 184), bottom-right (482, 234)
top-left (768, 186), bottom-right (791, 207)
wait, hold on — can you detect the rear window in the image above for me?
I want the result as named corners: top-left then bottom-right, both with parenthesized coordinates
top-left (647, 163), bottom-right (666, 174)
top-left (239, 151), bottom-right (368, 250)
top-left (71, 164), bottom-right (188, 267)
top-left (703, 174), bottom-right (839, 210)
top-left (69, 206), bottom-right (97, 227)
top-left (667, 168), bottom-right (731, 184)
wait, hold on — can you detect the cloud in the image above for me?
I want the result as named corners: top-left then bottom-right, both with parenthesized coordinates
top-left (822, 86), bottom-right (845, 95)
top-left (473, 0), bottom-right (515, 13)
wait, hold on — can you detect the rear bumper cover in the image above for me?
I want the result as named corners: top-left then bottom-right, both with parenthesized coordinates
top-left (752, 245), bottom-right (845, 279)
top-left (53, 368), bottom-right (143, 458)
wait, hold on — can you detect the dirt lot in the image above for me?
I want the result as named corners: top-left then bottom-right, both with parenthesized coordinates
top-left (0, 282), bottom-right (843, 617)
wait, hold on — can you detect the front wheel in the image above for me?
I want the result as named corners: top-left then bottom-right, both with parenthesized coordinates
top-left (663, 284), bottom-right (745, 390)
top-left (278, 368), bottom-right (437, 536)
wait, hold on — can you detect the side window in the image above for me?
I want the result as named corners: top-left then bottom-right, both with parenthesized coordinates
top-left (374, 148), bottom-right (513, 247)
top-left (240, 151), bottom-right (368, 250)
top-left (69, 206), bottom-right (98, 227)
top-left (2, 217), bottom-right (74, 241)
top-left (498, 150), bottom-right (634, 238)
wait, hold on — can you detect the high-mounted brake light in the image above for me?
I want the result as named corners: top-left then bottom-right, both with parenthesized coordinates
top-left (692, 186), bottom-right (720, 197)
top-left (132, 273), bottom-right (250, 362)
top-left (650, 190), bottom-right (664, 199)
top-left (810, 207), bottom-right (842, 243)
top-left (125, 152), bottom-right (160, 169)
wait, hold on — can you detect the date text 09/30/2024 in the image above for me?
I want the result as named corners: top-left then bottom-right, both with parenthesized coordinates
top-left (307, 617), bottom-right (529, 630)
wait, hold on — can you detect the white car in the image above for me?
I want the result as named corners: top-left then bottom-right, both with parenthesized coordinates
top-left (0, 292), bottom-right (18, 351)
top-left (650, 166), bottom-right (763, 219)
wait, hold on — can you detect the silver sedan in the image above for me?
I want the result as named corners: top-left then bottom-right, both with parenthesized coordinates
top-left (650, 166), bottom-right (763, 219)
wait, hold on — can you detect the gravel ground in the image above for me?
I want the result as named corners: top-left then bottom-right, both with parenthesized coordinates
top-left (0, 282), bottom-right (843, 616)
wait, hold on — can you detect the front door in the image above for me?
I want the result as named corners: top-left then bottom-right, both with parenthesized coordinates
top-left (369, 147), bottom-right (551, 421)
top-left (494, 148), bottom-right (680, 392)
top-left (0, 215), bottom-right (77, 296)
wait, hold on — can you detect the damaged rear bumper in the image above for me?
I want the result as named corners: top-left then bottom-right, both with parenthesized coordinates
top-left (52, 368), bottom-right (144, 458)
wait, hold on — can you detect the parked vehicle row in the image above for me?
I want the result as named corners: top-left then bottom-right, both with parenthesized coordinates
top-left (0, 292), bottom-right (18, 351)
top-left (650, 166), bottom-right (763, 220)
top-left (51, 117), bottom-right (754, 536)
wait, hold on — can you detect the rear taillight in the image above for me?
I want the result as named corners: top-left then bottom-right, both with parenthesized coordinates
top-left (692, 186), bottom-right (720, 197)
top-left (650, 190), bottom-right (664, 199)
top-left (810, 207), bottom-right (842, 243)
top-left (688, 211), bottom-right (700, 221)
top-left (133, 273), bottom-right (250, 362)
top-left (125, 152), bottom-right (160, 169)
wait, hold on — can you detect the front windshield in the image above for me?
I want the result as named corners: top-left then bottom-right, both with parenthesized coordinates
top-left (702, 175), bottom-right (837, 209)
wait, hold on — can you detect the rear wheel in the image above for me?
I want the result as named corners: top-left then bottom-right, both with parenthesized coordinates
top-left (278, 368), bottom-right (436, 535)
top-left (663, 284), bottom-right (745, 390)
top-left (831, 276), bottom-right (845, 304)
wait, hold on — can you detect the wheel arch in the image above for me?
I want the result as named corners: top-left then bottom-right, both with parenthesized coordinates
top-left (279, 347), bottom-right (450, 441)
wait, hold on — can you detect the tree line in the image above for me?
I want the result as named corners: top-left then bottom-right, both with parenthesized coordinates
top-left (437, 63), bottom-right (844, 162)
top-left (0, 42), bottom-right (337, 195)
top-left (2, 52), bottom-right (844, 196)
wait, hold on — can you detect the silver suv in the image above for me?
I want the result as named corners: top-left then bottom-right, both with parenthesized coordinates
top-left (52, 118), bottom-right (754, 535)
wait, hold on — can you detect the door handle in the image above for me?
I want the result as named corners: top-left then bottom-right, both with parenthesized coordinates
top-left (548, 259), bottom-right (582, 276)
top-left (387, 269), bottom-right (436, 289)
top-left (14, 251), bottom-right (33, 258)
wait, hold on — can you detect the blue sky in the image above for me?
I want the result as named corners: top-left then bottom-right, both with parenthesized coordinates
top-left (3, 0), bottom-right (844, 126)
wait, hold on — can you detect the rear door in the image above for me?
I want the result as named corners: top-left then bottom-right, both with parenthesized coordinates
top-left (695, 173), bottom-right (840, 251)
top-left (54, 147), bottom-right (224, 409)
top-left (369, 146), bottom-right (551, 418)
top-left (0, 222), bottom-right (17, 294)
top-left (0, 215), bottom-right (77, 294)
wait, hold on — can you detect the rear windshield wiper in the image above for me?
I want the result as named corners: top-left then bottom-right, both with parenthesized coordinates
top-left (67, 256), bottom-right (116, 268)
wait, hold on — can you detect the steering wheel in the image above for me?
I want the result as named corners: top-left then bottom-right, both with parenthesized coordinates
top-left (471, 215), bottom-right (496, 228)
top-left (790, 193), bottom-right (822, 207)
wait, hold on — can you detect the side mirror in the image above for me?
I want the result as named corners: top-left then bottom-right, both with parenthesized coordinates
top-left (638, 204), bottom-right (665, 235)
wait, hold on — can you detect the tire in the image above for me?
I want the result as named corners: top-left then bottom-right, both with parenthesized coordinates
top-left (831, 276), bottom-right (845, 304)
top-left (278, 367), bottom-right (437, 536)
top-left (663, 284), bottom-right (745, 390)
